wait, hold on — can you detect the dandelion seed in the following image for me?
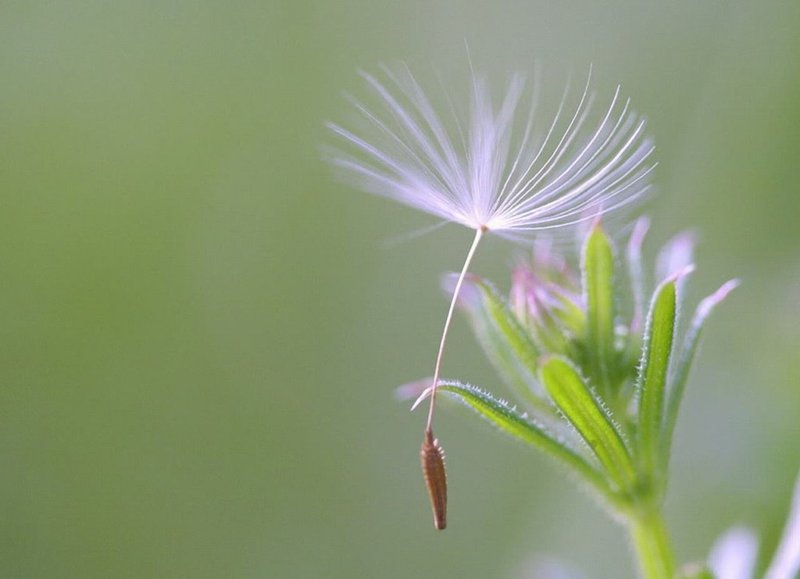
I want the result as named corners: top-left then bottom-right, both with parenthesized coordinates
top-left (327, 63), bottom-right (655, 529)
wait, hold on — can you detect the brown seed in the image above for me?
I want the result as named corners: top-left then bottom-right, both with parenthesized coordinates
top-left (420, 430), bottom-right (447, 530)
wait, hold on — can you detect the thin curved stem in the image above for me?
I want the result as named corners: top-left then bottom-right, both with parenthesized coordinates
top-left (425, 226), bottom-right (485, 434)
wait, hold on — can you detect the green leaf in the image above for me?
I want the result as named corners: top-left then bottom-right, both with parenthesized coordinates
top-left (662, 279), bottom-right (740, 469)
top-left (539, 356), bottom-right (636, 491)
top-left (636, 278), bottom-right (678, 481)
top-left (453, 276), bottom-right (554, 416)
top-left (582, 224), bottom-right (617, 396)
top-left (434, 380), bottom-right (619, 505)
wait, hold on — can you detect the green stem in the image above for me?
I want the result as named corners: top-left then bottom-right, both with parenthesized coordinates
top-left (628, 507), bottom-right (675, 579)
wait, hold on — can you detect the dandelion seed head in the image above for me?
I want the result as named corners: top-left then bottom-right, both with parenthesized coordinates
top-left (327, 63), bottom-right (656, 241)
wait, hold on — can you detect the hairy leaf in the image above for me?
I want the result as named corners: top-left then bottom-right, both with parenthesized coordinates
top-left (582, 224), bottom-right (617, 396)
top-left (431, 381), bottom-right (618, 502)
top-left (637, 278), bottom-right (678, 480)
top-left (539, 357), bottom-right (636, 491)
top-left (662, 280), bottom-right (740, 468)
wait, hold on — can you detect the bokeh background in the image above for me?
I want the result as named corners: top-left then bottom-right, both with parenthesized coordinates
top-left (1, 1), bottom-right (799, 577)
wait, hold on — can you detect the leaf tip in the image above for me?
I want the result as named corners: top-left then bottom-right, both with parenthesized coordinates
top-left (627, 216), bottom-right (651, 255)
top-left (441, 272), bottom-right (481, 309)
top-left (395, 377), bottom-right (431, 402)
top-left (698, 278), bottom-right (740, 317)
top-left (410, 386), bottom-right (433, 411)
top-left (537, 354), bottom-right (555, 370)
top-left (666, 264), bottom-right (695, 284)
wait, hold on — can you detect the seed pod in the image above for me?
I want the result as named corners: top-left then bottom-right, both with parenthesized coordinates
top-left (420, 430), bottom-right (447, 530)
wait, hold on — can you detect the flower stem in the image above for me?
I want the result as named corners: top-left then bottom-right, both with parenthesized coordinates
top-left (628, 506), bottom-right (675, 579)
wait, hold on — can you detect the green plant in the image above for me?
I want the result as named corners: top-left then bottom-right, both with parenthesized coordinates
top-left (328, 63), bottom-right (800, 578)
top-left (405, 220), bottom-right (738, 577)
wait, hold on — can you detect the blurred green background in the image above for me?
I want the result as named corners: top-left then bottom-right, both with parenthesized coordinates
top-left (1, 1), bottom-right (798, 577)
